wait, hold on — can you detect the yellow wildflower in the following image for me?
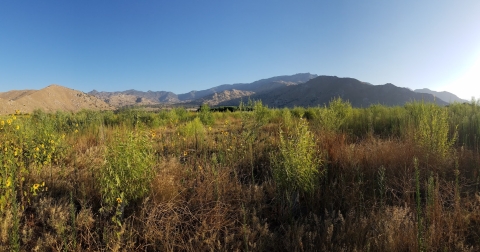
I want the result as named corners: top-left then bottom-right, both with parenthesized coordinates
top-left (183, 151), bottom-right (188, 156)
top-left (116, 198), bottom-right (122, 204)
top-left (0, 121), bottom-right (4, 126)
top-left (7, 119), bottom-right (12, 125)
top-left (33, 184), bottom-right (40, 190)
top-left (6, 178), bottom-right (11, 188)
top-left (15, 125), bottom-right (20, 130)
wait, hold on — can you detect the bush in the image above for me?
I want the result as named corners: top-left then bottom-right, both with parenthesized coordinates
top-left (272, 119), bottom-right (321, 195)
top-left (99, 130), bottom-right (155, 212)
top-left (412, 103), bottom-right (457, 158)
top-left (199, 104), bottom-right (215, 126)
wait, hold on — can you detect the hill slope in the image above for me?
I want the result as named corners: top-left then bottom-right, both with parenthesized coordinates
top-left (219, 76), bottom-right (448, 108)
top-left (414, 88), bottom-right (468, 103)
top-left (0, 85), bottom-right (114, 115)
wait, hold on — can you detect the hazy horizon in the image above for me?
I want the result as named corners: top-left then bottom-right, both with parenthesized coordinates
top-left (1, 1), bottom-right (479, 100)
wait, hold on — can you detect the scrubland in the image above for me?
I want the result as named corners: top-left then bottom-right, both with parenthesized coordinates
top-left (1, 99), bottom-right (480, 251)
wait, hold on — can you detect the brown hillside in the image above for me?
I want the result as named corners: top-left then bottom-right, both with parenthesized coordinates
top-left (0, 84), bottom-right (114, 115)
top-left (0, 89), bottom-right (36, 101)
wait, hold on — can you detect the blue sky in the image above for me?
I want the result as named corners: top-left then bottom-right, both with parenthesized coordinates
top-left (1, 1), bottom-right (479, 99)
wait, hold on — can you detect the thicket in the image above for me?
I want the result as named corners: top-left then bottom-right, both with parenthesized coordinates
top-left (1, 100), bottom-right (480, 251)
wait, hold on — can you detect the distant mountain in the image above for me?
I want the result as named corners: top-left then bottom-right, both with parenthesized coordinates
top-left (89, 89), bottom-right (179, 105)
top-left (177, 73), bottom-right (317, 101)
top-left (219, 76), bottom-right (448, 108)
top-left (184, 89), bottom-right (255, 106)
top-left (89, 73), bottom-right (317, 108)
top-left (414, 88), bottom-right (468, 104)
top-left (0, 85), bottom-right (114, 115)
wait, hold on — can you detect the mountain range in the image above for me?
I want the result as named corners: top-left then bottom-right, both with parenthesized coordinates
top-left (0, 73), bottom-right (466, 115)
top-left (87, 73), bottom-right (453, 108)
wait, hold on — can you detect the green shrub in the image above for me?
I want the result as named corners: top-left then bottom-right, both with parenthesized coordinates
top-left (199, 104), bottom-right (215, 126)
top-left (272, 119), bottom-right (321, 195)
top-left (253, 100), bottom-right (271, 126)
top-left (317, 98), bottom-right (352, 132)
top-left (99, 130), bottom-right (155, 212)
top-left (411, 103), bottom-right (457, 158)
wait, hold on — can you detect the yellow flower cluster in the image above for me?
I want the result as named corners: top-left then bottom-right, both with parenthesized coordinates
top-left (31, 182), bottom-right (46, 196)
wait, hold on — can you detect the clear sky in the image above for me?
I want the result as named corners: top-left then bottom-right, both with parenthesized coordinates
top-left (1, 1), bottom-right (479, 99)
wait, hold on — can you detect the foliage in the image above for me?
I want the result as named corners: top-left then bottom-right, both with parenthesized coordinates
top-left (409, 102), bottom-right (457, 158)
top-left (99, 130), bottom-right (155, 212)
top-left (272, 119), bottom-right (321, 195)
top-left (316, 97), bottom-right (353, 132)
top-left (198, 104), bottom-right (215, 126)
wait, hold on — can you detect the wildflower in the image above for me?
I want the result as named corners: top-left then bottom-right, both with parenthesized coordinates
top-left (208, 126), bottom-right (212, 131)
top-left (15, 109), bottom-right (20, 115)
top-left (12, 116), bottom-right (16, 120)
top-left (0, 121), bottom-right (4, 126)
top-left (7, 119), bottom-right (12, 125)
top-left (33, 184), bottom-right (40, 190)
top-left (74, 129), bottom-right (79, 133)
top-left (116, 198), bottom-right (122, 204)
top-left (15, 125), bottom-right (20, 130)
top-left (35, 147), bottom-right (39, 152)
top-left (5, 178), bottom-right (11, 188)
top-left (183, 151), bottom-right (188, 156)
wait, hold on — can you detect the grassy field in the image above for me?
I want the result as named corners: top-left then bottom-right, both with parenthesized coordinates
top-left (2, 99), bottom-right (480, 251)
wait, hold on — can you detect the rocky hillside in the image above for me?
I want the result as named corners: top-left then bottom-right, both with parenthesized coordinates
top-left (186, 89), bottom-right (254, 106)
top-left (0, 85), bottom-right (114, 115)
top-left (219, 76), bottom-right (448, 108)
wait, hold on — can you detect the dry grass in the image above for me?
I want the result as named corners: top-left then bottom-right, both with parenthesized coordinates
top-left (2, 104), bottom-right (480, 251)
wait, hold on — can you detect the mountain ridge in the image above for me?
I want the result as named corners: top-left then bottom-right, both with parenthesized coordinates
top-left (414, 88), bottom-right (468, 104)
top-left (218, 76), bottom-right (448, 108)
